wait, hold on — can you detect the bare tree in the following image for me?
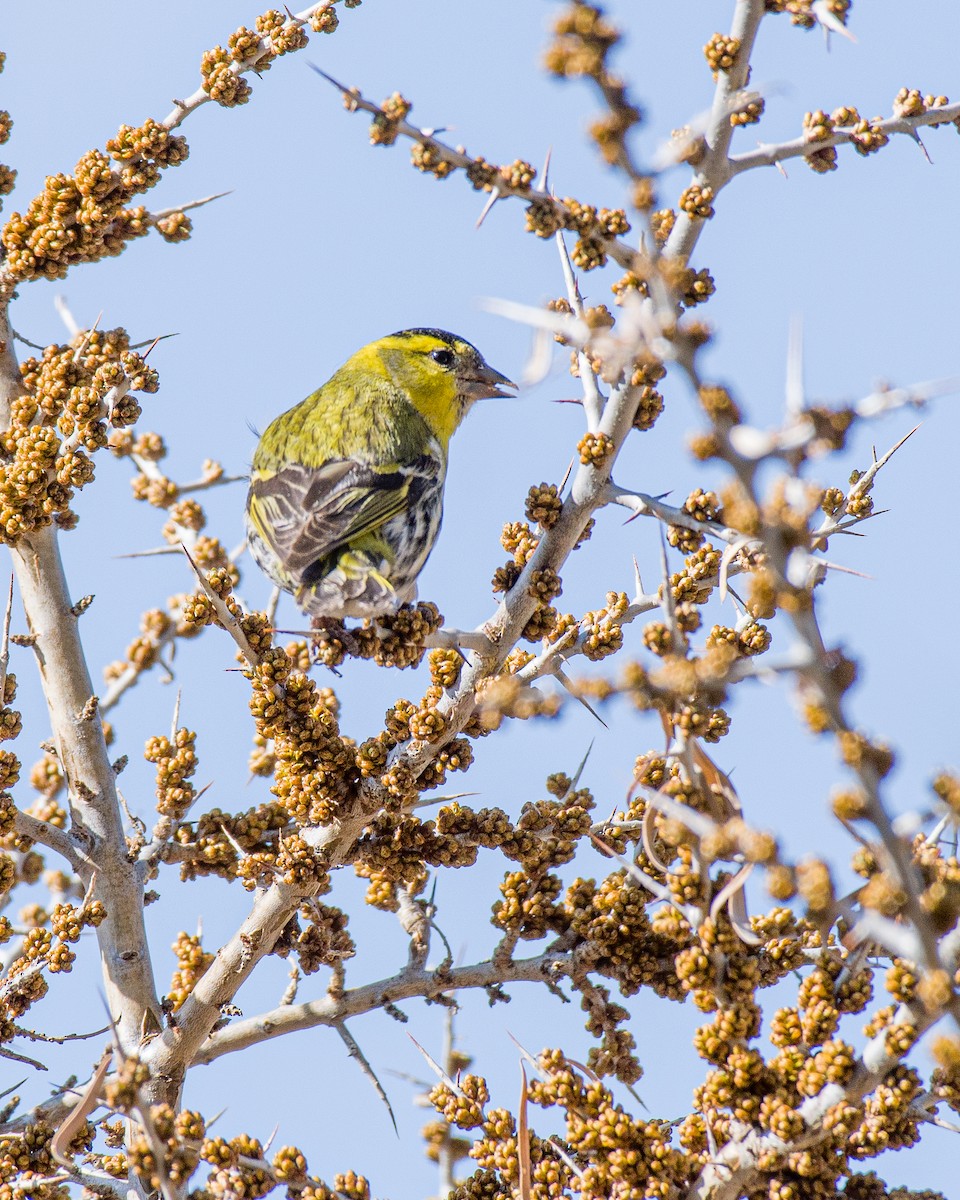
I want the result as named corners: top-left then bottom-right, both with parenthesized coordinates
top-left (0, 3), bottom-right (958, 1199)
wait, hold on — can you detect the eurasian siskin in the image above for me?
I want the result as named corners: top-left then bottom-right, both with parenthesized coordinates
top-left (245, 328), bottom-right (514, 618)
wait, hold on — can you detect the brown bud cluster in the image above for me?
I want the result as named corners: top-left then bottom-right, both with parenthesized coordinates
top-left (167, 931), bottom-right (214, 1011)
top-left (523, 195), bottom-right (630, 270)
top-left (0, 330), bottom-right (156, 543)
top-left (249, 646), bottom-right (356, 829)
top-left (703, 33), bottom-right (741, 75)
top-left (370, 92), bottom-right (412, 146)
top-left (410, 140), bottom-right (454, 179)
top-left (679, 183), bottom-right (715, 220)
top-left (542, 2), bottom-right (645, 179)
top-left (730, 96), bottom-right (765, 127)
top-left (524, 482), bottom-right (563, 530)
top-left (577, 431), bottom-right (615, 468)
top-left (3, 121), bottom-right (189, 280)
top-left (145, 727), bottom-right (199, 819)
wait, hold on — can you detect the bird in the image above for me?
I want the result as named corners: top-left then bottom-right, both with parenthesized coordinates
top-left (245, 328), bottom-right (515, 620)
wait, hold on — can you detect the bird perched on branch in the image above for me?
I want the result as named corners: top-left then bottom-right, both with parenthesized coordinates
top-left (245, 328), bottom-right (515, 619)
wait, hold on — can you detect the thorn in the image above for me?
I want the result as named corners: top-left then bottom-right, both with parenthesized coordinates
top-left (817, 559), bottom-right (873, 580)
top-left (537, 146), bottom-right (553, 192)
top-left (180, 543), bottom-right (259, 669)
top-left (811, 0), bottom-right (858, 41)
top-left (719, 537), bottom-right (750, 604)
top-left (725, 585), bottom-right (746, 615)
top-left (139, 335), bottom-right (163, 362)
top-left (53, 296), bottom-right (81, 341)
top-left (171, 689), bottom-right (182, 741)
top-left (262, 1122), bottom-right (281, 1156)
top-left (307, 63), bottom-right (353, 95)
top-left (155, 190), bottom-right (233, 220)
top-left (407, 1033), bottom-right (461, 1091)
top-left (554, 229), bottom-right (584, 313)
top-left (708, 861), bottom-right (757, 925)
top-left (657, 527), bottom-right (682, 651)
top-left (567, 741), bottom-right (594, 792)
top-left (0, 575), bottom-right (13, 707)
top-left (480, 295), bottom-right (589, 343)
top-left (558, 457), bottom-right (575, 493)
top-left (0, 1076), bottom-right (27, 1102)
top-left (219, 822), bottom-right (256, 867)
top-left (69, 308), bottom-right (102, 361)
top-left (10, 328), bottom-right (46, 351)
top-left (338, 1022), bottom-right (398, 1132)
top-left (632, 555), bottom-right (644, 598)
top-left (270, 626), bottom-right (329, 639)
top-left (266, 584), bottom-right (281, 628)
top-left (506, 1032), bottom-right (544, 1077)
top-left (113, 547), bottom-right (182, 559)
top-left (910, 129), bottom-right (933, 165)
top-left (554, 668), bottom-right (608, 728)
top-left (475, 188), bottom-right (501, 230)
top-left (130, 332), bottom-right (179, 351)
top-left (885, 423), bottom-right (922, 459)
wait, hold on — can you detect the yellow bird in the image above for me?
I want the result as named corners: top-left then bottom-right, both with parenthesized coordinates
top-left (245, 328), bottom-right (514, 618)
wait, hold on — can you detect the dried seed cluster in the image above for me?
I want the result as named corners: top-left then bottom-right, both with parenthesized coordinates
top-left (167, 931), bottom-right (214, 1011)
top-left (145, 727), bottom-right (199, 819)
top-left (0, 329), bottom-right (156, 541)
top-left (544, 4), bottom-right (643, 172)
top-left (336, 58), bottom-right (633, 274)
top-left (704, 33), bottom-right (741, 75)
top-left (1, 9), bottom-right (956, 1200)
top-left (0, 892), bottom-right (104, 1031)
top-left (101, 441), bottom-right (237, 691)
top-left (2, 121), bottom-right (189, 282)
top-left (249, 644), bottom-right (356, 831)
top-left (201, 10), bottom-right (313, 107)
top-left (369, 92), bottom-right (412, 146)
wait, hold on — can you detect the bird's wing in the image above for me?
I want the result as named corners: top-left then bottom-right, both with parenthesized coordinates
top-left (247, 457), bottom-right (428, 584)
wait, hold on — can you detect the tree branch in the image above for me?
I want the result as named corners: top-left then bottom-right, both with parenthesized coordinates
top-left (0, 309), bottom-right (161, 1057)
top-left (192, 951), bottom-right (573, 1065)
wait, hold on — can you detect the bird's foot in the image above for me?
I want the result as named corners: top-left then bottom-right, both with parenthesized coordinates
top-left (308, 615), bottom-right (363, 672)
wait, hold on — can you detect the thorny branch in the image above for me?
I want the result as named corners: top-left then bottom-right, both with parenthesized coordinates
top-left (1, 2), bottom-right (959, 1199)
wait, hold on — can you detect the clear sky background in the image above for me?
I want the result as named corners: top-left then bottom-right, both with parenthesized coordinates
top-left (2, 3), bottom-right (959, 1196)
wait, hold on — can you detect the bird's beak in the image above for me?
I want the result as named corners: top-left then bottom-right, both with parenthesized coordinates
top-left (462, 362), bottom-right (517, 401)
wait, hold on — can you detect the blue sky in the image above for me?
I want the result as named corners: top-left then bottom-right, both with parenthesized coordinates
top-left (2, 3), bottom-right (959, 1195)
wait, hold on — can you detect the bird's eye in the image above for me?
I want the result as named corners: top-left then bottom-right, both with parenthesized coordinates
top-left (430, 348), bottom-right (455, 367)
